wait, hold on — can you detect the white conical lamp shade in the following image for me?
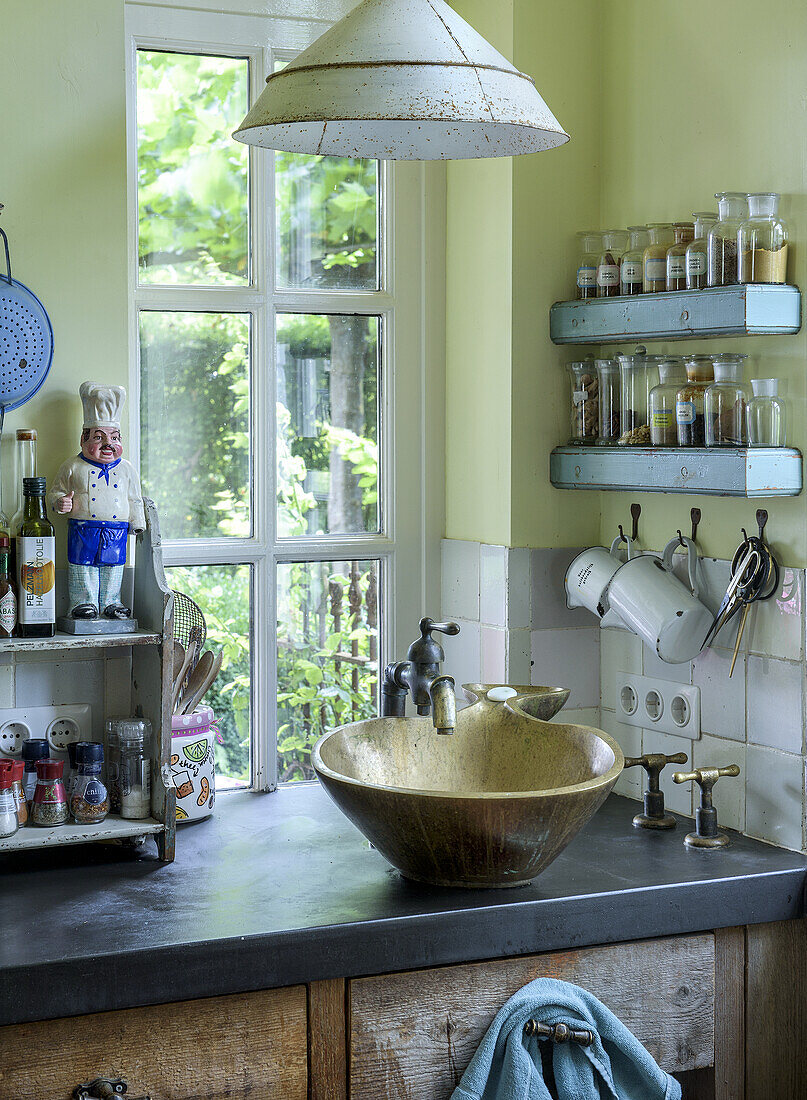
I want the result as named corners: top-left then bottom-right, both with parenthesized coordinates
top-left (233, 0), bottom-right (569, 160)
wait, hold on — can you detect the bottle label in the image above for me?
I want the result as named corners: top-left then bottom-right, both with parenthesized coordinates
top-left (652, 410), bottom-right (674, 428)
top-left (621, 260), bottom-right (642, 284)
top-left (687, 251), bottom-right (707, 276)
top-left (597, 264), bottom-right (619, 286)
top-left (18, 536), bottom-right (55, 624)
top-left (0, 589), bottom-right (16, 635)
top-left (79, 778), bottom-right (107, 806)
top-left (577, 265), bottom-right (596, 288)
top-left (677, 401), bottom-right (696, 425)
top-left (668, 255), bottom-right (686, 279)
top-left (645, 257), bottom-right (666, 282)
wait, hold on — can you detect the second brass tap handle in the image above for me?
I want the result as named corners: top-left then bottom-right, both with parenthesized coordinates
top-left (673, 765), bottom-right (740, 792)
top-left (419, 617), bottom-right (460, 638)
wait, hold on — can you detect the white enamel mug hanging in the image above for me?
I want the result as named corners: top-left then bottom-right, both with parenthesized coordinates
top-left (605, 536), bottom-right (714, 664)
top-left (565, 536), bottom-right (634, 622)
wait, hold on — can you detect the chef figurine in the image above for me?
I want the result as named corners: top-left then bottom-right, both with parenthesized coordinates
top-left (49, 382), bottom-right (145, 622)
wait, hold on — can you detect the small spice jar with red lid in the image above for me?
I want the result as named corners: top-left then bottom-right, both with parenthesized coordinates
top-left (0, 761), bottom-right (19, 837)
top-left (9, 759), bottom-right (27, 825)
top-left (30, 759), bottom-right (69, 827)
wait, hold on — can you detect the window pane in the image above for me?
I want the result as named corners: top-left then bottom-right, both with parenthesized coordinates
top-left (137, 50), bottom-right (249, 285)
top-left (277, 559), bottom-right (379, 782)
top-left (140, 311), bottom-right (250, 540)
top-left (276, 153), bottom-right (379, 289)
top-left (166, 564), bottom-right (252, 790)
top-left (277, 314), bottom-right (379, 537)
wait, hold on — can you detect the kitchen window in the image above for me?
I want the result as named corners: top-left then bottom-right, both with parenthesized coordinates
top-left (126, 5), bottom-right (437, 792)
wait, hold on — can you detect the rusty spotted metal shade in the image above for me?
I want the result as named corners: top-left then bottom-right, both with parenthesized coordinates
top-left (233, 0), bottom-right (569, 160)
top-left (312, 684), bottom-right (623, 888)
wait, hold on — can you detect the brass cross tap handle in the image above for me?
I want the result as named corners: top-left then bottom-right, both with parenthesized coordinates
top-left (623, 752), bottom-right (688, 830)
top-left (672, 765), bottom-right (741, 849)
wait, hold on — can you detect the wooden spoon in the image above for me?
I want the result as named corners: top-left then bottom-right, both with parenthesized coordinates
top-left (171, 642), bottom-right (194, 713)
top-left (179, 650), bottom-right (214, 715)
top-left (180, 650), bottom-right (223, 715)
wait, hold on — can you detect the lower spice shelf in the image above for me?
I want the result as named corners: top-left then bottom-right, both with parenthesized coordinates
top-left (0, 816), bottom-right (164, 852)
top-left (550, 446), bottom-right (802, 496)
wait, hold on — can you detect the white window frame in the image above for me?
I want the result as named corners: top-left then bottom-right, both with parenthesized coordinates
top-left (125, 2), bottom-right (442, 792)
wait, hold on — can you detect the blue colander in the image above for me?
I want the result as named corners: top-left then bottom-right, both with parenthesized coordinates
top-left (0, 227), bottom-right (53, 414)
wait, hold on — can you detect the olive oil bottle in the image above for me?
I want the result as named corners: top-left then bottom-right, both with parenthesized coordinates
top-left (17, 477), bottom-right (55, 638)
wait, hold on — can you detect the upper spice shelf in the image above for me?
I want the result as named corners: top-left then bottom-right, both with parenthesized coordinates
top-left (549, 285), bottom-right (801, 345)
top-left (0, 629), bottom-right (160, 653)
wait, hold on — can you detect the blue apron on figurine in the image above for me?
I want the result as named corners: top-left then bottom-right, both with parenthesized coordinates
top-left (67, 519), bottom-right (129, 568)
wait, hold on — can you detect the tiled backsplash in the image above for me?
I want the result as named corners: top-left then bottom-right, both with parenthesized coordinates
top-left (442, 538), bottom-right (807, 853)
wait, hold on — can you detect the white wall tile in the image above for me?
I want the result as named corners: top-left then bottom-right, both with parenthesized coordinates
top-left (692, 646), bottom-right (746, 742)
top-left (641, 729), bottom-right (694, 817)
top-left (0, 664), bottom-right (14, 708)
top-left (530, 547), bottom-right (593, 630)
top-left (15, 659), bottom-right (104, 711)
top-left (642, 645), bottom-right (692, 685)
top-left (480, 626), bottom-right (506, 682)
top-left (747, 656), bottom-right (804, 754)
top-left (441, 539), bottom-right (480, 622)
top-left (600, 628), bottom-right (643, 710)
top-left (745, 567), bottom-right (804, 661)
top-left (552, 707), bottom-right (600, 727)
top-left (506, 548), bottom-right (531, 629)
top-left (599, 710), bottom-right (642, 798)
top-left (693, 735), bottom-right (746, 834)
top-left (480, 544), bottom-right (507, 627)
top-left (745, 745), bottom-right (803, 851)
top-left (531, 628), bottom-right (599, 708)
top-left (444, 618), bottom-right (481, 692)
top-left (506, 629), bottom-right (532, 685)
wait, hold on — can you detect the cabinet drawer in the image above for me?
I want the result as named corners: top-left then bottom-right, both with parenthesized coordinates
top-left (0, 987), bottom-right (307, 1100)
top-left (349, 934), bottom-right (715, 1099)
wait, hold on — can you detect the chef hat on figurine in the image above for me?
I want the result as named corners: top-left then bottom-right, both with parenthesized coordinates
top-left (80, 381), bottom-right (125, 431)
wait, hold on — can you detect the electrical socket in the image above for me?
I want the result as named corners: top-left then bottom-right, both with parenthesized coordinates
top-left (614, 673), bottom-right (700, 740)
top-left (0, 704), bottom-right (92, 758)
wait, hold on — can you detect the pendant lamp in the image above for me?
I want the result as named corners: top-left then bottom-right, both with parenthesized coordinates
top-left (233, 0), bottom-right (569, 160)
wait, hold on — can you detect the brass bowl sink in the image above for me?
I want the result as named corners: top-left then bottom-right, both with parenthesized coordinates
top-left (312, 683), bottom-right (623, 889)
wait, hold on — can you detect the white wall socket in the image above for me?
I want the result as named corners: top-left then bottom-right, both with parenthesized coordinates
top-left (614, 674), bottom-right (700, 740)
top-left (0, 704), bottom-right (93, 758)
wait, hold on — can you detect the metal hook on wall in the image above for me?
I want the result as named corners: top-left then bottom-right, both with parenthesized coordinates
top-left (630, 502), bottom-right (641, 543)
top-left (690, 507), bottom-right (701, 543)
top-left (756, 508), bottom-right (768, 543)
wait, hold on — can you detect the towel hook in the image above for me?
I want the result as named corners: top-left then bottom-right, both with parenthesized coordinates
top-left (524, 1020), bottom-right (595, 1047)
top-left (690, 507), bottom-right (701, 543)
top-left (630, 502), bottom-right (641, 542)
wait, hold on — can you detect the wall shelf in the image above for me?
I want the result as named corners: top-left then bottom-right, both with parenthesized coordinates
top-left (550, 446), bottom-right (802, 496)
top-left (0, 815), bottom-right (163, 853)
top-left (0, 630), bottom-right (160, 654)
top-left (549, 285), bottom-right (801, 344)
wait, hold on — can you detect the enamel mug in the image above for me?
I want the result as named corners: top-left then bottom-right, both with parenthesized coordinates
top-left (565, 536), bottom-right (634, 621)
top-left (605, 536), bottom-right (713, 664)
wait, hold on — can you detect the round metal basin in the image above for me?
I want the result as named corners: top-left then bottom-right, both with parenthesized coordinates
top-left (312, 683), bottom-right (623, 889)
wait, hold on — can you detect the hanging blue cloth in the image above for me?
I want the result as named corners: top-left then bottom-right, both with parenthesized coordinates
top-left (451, 977), bottom-right (681, 1100)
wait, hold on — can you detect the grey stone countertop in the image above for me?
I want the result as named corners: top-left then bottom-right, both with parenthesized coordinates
top-left (1, 784), bottom-right (805, 1026)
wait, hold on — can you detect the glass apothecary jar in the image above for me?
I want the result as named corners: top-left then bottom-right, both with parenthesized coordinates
top-left (597, 230), bottom-right (628, 298)
top-left (617, 351), bottom-right (659, 445)
top-left (575, 231), bottom-right (601, 300)
top-left (747, 378), bottom-right (787, 446)
top-left (707, 192), bottom-right (748, 286)
top-left (666, 222), bottom-right (695, 290)
top-left (620, 226), bottom-right (649, 296)
top-left (567, 361), bottom-right (599, 444)
top-left (119, 718), bottom-right (152, 820)
top-left (595, 359), bottom-right (621, 444)
top-left (643, 224), bottom-right (674, 292)
top-left (705, 354), bottom-right (748, 447)
top-left (676, 355), bottom-right (714, 446)
top-left (649, 357), bottom-right (686, 446)
top-left (685, 212), bottom-right (717, 289)
top-left (738, 193), bottom-right (789, 284)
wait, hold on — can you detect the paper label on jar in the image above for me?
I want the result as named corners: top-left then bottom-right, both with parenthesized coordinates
top-left (677, 401), bottom-right (696, 425)
top-left (0, 589), bottom-right (16, 635)
top-left (668, 255), bottom-right (686, 279)
top-left (572, 389), bottom-right (587, 406)
top-left (597, 264), bottom-right (619, 286)
top-left (18, 536), bottom-right (55, 624)
top-left (577, 265), bottom-right (596, 288)
top-left (621, 260), bottom-right (642, 284)
top-left (652, 410), bottom-right (674, 428)
top-left (644, 257), bottom-right (666, 282)
top-left (687, 251), bottom-right (707, 277)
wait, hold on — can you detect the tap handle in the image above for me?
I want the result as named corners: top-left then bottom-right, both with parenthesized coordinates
top-left (673, 764), bottom-right (740, 796)
top-left (623, 752), bottom-right (688, 831)
top-left (419, 617), bottom-right (460, 638)
top-left (672, 765), bottom-right (740, 849)
top-left (625, 752), bottom-right (688, 781)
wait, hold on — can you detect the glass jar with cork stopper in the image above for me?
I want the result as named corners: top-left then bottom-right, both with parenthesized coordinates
top-left (676, 355), bottom-right (715, 446)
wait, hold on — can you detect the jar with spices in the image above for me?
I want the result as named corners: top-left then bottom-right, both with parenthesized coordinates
top-left (665, 222), bottom-right (695, 291)
top-left (676, 355), bottom-right (715, 446)
top-left (705, 354), bottom-right (748, 446)
top-left (21, 738), bottom-right (48, 805)
top-left (30, 759), bottom-right (68, 827)
top-left (567, 361), bottom-right (599, 444)
top-left (649, 357), bottom-right (686, 446)
top-left (106, 718), bottom-right (122, 814)
top-left (617, 351), bottom-right (659, 445)
top-left (643, 224), bottom-right (674, 292)
top-left (10, 759), bottom-right (27, 825)
top-left (119, 718), bottom-right (152, 820)
top-left (575, 231), bottom-right (601, 299)
top-left (685, 212), bottom-right (717, 290)
top-left (595, 359), bottom-right (621, 444)
top-left (747, 379), bottom-right (787, 447)
top-left (0, 762), bottom-right (18, 837)
top-left (71, 742), bottom-right (109, 824)
top-left (738, 193), bottom-right (789, 285)
top-left (708, 193), bottom-right (748, 286)
top-left (597, 230), bottom-right (628, 298)
top-left (620, 226), bottom-right (649, 296)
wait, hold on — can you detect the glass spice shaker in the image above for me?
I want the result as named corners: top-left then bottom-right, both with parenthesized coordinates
top-left (106, 718), bottom-right (123, 814)
top-left (685, 212), bottom-right (717, 289)
top-left (747, 379), bottom-right (787, 447)
top-left (666, 222), bottom-right (695, 291)
top-left (676, 355), bottom-right (715, 446)
top-left (0, 762), bottom-right (18, 837)
top-left (738, 193), bottom-right (789, 284)
top-left (617, 351), bottom-right (659, 445)
top-left (705, 354), bottom-right (748, 447)
top-left (10, 759), bottom-right (27, 826)
top-left (649, 357), bottom-right (686, 446)
top-left (595, 359), bottom-right (621, 444)
top-left (708, 192), bottom-right (748, 286)
top-left (642, 224), bottom-right (674, 292)
top-left (30, 759), bottom-right (69, 827)
top-left (119, 719), bottom-right (152, 820)
top-left (21, 738), bottom-right (49, 806)
top-left (620, 226), bottom-right (649, 296)
top-left (567, 361), bottom-right (599, 444)
top-left (597, 230), bottom-right (627, 298)
top-left (71, 742), bottom-right (109, 824)
top-left (575, 231), bottom-right (601, 299)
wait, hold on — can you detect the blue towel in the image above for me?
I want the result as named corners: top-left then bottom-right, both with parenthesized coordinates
top-left (451, 977), bottom-right (681, 1100)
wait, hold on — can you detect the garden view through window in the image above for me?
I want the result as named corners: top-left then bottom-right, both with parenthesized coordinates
top-left (135, 45), bottom-right (383, 789)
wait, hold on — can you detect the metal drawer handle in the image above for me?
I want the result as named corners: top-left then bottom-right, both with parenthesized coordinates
top-left (73, 1079), bottom-right (150, 1100)
top-left (524, 1019), bottom-right (594, 1046)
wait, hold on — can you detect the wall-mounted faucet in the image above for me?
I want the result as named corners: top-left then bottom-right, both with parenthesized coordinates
top-left (381, 617), bottom-right (459, 734)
